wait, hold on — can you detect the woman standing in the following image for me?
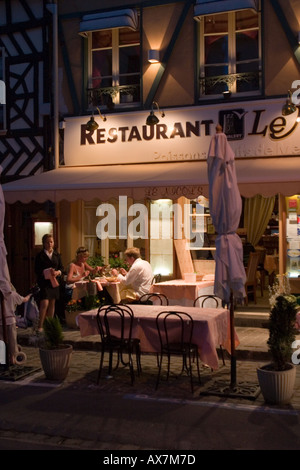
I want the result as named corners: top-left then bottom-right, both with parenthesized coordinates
top-left (34, 234), bottom-right (64, 331)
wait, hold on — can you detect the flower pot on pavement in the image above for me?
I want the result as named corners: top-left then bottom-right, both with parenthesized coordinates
top-left (257, 363), bottom-right (296, 405)
top-left (39, 344), bottom-right (73, 381)
top-left (39, 316), bottom-right (73, 381)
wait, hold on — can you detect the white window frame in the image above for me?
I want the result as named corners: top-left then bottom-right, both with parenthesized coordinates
top-left (87, 28), bottom-right (140, 109)
top-left (198, 9), bottom-right (262, 100)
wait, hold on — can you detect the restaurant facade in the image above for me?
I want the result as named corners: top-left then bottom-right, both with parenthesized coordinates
top-left (0, 0), bottom-right (300, 296)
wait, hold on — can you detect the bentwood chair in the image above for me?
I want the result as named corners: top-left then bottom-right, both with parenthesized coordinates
top-left (193, 294), bottom-right (220, 309)
top-left (151, 273), bottom-right (162, 284)
top-left (96, 304), bottom-right (141, 385)
top-left (193, 295), bottom-right (225, 366)
top-left (138, 292), bottom-right (169, 306)
top-left (155, 311), bottom-right (201, 393)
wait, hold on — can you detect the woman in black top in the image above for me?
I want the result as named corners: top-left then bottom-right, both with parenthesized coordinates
top-left (34, 233), bottom-right (64, 331)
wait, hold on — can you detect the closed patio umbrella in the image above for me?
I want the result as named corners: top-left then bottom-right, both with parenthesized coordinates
top-left (0, 167), bottom-right (13, 368)
top-left (206, 125), bottom-right (248, 391)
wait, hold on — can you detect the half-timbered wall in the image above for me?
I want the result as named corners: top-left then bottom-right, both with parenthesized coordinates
top-left (0, 0), bottom-right (52, 183)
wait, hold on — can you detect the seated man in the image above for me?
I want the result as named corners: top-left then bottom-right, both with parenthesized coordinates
top-left (111, 247), bottom-right (153, 302)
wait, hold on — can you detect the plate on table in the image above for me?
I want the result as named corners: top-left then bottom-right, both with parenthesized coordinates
top-left (106, 277), bottom-right (119, 283)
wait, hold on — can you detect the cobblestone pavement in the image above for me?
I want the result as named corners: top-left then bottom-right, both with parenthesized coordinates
top-left (1, 322), bottom-right (300, 451)
top-left (10, 324), bottom-right (300, 410)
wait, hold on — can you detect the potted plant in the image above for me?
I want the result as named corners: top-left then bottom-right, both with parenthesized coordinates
top-left (39, 316), bottom-right (73, 381)
top-left (257, 275), bottom-right (299, 405)
top-left (65, 298), bottom-right (84, 329)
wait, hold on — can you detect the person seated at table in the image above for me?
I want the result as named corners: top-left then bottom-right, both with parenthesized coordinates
top-left (111, 247), bottom-right (153, 302)
top-left (65, 247), bottom-right (102, 301)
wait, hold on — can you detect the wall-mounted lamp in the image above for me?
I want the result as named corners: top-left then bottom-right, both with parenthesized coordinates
top-left (59, 119), bottom-right (66, 129)
top-left (282, 90), bottom-right (297, 116)
top-left (86, 106), bottom-right (107, 131)
top-left (222, 90), bottom-right (231, 99)
top-left (148, 50), bottom-right (160, 63)
top-left (146, 101), bottom-right (165, 125)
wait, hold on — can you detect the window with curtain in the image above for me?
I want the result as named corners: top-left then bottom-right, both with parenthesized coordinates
top-left (197, 8), bottom-right (261, 98)
top-left (87, 27), bottom-right (140, 108)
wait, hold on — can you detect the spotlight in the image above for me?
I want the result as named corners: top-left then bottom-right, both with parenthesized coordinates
top-left (146, 101), bottom-right (165, 126)
top-left (85, 107), bottom-right (107, 131)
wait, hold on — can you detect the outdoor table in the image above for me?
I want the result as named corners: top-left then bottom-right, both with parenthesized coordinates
top-left (71, 278), bottom-right (120, 303)
top-left (150, 279), bottom-right (215, 306)
top-left (76, 304), bottom-right (239, 370)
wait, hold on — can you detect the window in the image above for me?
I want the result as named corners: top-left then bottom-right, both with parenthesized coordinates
top-left (87, 27), bottom-right (140, 108)
top-left (198, 9), bottom-right (261, 98)
top-left (0, 47), bottom-right (6, 133)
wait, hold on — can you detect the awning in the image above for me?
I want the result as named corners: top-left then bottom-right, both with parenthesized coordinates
top-left (79, 9), bottom-right (138, 36)
top-left (2, 158), bottom-right (300, 204)
top-left (194, 0), bottom-right (258, 18)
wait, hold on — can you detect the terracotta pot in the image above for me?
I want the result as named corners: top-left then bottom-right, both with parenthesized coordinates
top-left (257, 363), bottom-right (296, 405)
top-left (39, 344), bottom-right (73, 381)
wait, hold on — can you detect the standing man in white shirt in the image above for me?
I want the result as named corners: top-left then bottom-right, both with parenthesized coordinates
top-left (111, 247), bottom-right (153, 301)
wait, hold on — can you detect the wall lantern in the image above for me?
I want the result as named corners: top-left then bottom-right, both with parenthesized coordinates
top-left (148, 50), bottom-right (160, 63)
top-left (86, 107), bottom-right (107, 131)
top-left (146, 101), bottom-right (165, 125)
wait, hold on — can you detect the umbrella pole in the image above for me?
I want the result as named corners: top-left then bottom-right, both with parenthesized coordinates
top-left (200, 291), bottom-right (260, 399)
top-left (229, 291), bottom-right (236, 387)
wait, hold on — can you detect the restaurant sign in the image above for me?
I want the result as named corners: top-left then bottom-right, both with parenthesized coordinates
top-left (64, 97), bottom-right (300, 166)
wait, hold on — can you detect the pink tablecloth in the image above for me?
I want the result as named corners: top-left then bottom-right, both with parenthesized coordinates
top-left (77, 304), bottom-right (239, 370)
top-left (72, 279), bottom-right (120, 303)
top-left (150, 279), bottom-right (215, 306)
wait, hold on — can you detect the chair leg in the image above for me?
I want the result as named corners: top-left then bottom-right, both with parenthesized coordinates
top-left (187, 352), bottom-right (194, 393)
top-left (128, 350), bottom-right (135, 385)
top-left (195, 352), bottom-right (201, 384)
top-left (220, 345), bottom-right (225, 366)
top-left (166, 353), bottom-right (171, 381)
top-left (155, 352), bottom-right (163, 390)
top-left (97, 349), bottom-right (105, 384)
top-left (135, 345), bottom-right (142, 375)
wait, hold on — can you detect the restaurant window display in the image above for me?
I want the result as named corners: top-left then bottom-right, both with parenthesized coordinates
top-left (150, 199), bottom-right (174, 277)
top-left (185, 196), bottom-right (216, 260)
top-left (286, 195), bottom-right (300, 281)
top-left (197, 7), bottom-right (261, 99)
top-left (84, 199), bottom-right (127, 264)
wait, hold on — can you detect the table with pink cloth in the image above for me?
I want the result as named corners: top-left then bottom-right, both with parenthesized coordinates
top-left (150, 279), bottom-right (215, 306)
top-left (77, 304), bottom-right (239, 370)
top-left (71, 278), bottom-right (120, 303)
